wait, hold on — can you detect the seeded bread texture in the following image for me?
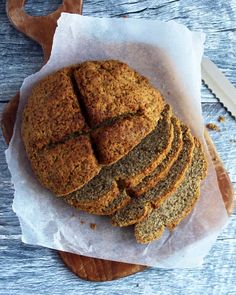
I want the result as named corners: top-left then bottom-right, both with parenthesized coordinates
top-left (64, 168), bottom-right (119, 208)
top-left (138, 123), bottom-right (195, 206)
top-left (74, 191), bottom-right (131, 216)
top-left (111, 123), bottom-right (195, 227)
top-left (135, 138), bottom-right (208, 243)
top-left (63, 105), bottom-right (173, 213)
top-left (122, 104), bottom-right (174, 188)
top-left (131, 116), bottom-right (182, 195)
top-left (111, 198), bottom-right (153, 227)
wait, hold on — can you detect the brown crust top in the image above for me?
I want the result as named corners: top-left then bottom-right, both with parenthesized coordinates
top-left (22, 67), bottom-right (87, 151)
top-left (74, 60), bottom-right (164, 126)
top-left (22, 60), bottom-right (165, 195)
top-left (92, 114), bottom-right (156, 165)
top-left (29, 136), bottom-right (100, 196)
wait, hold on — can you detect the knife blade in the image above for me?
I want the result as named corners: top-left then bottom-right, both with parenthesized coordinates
top-left (201, 57), bottom-right (236, 119)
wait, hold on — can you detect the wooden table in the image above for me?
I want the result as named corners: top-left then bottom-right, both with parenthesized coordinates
top-left (0, 1), bottom-right (236, 294)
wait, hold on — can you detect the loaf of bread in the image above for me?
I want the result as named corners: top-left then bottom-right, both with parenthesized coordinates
top-left (21, 60), bottom-right (208, 244)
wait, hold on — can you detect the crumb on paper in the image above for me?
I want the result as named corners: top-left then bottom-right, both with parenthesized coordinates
top-left (212, 156), bottom-right (217, 162)
top-left (206, 123), bottom-right (220, 131)
top-left (80, 220), bottom-right (85, 224)
top-left (90, 223), bottom-right (97, 230)
top-left (218, 116), bottom-right (225, 123)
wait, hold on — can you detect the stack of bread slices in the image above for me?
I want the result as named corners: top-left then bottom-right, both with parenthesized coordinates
top-left (21, 60), bottom-right (208, 244)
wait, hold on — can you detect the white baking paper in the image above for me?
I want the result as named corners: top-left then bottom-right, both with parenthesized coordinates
top-left (5, 14), bottom-right (229, 268)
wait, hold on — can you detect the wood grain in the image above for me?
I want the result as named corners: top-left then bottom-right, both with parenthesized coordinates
top-left (0, 0), bottom-right (236, 292)
top-left (7, 0), bottom-right (83, 62)
top-left (1, 0), bottom-right (236, 103)
top-left (58, 253), bottom-right (146, 282)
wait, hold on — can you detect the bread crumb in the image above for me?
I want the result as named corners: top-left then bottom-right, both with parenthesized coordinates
top-left (206, 123), bottom-right (220, 131)
top-left (80, 220), bottom-right (85, 224)
top-left (90, 223), bottom-right (97, 230)
top-left (218, 116), bottom-right (225, 123)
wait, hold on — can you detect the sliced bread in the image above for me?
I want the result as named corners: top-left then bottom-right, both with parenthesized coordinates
top-left (64, 167), bottom-right (119, 208)
top-left (111, 123), bottom-right (195, 227)
top-left (74, 191), bottom-right (131, 216)
top-left (138, 123), bottom-right (195, 206)
top-left (135, 138), bottom-right (208, 244)
top-left (111, 198), bottom-right (153, 226)
top-left (130, 116), bottom-right (183, 196)
top-left (63, 105), bottom-right (173, 213)
top-left (114, 104), bottom-right (174, 187)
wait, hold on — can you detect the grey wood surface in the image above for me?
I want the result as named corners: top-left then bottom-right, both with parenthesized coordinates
top-left (0, 1), bottom-right (235, 294)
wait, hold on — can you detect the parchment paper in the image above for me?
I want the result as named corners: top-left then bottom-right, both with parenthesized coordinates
top-left (5, 14), bottom-right (229, 268)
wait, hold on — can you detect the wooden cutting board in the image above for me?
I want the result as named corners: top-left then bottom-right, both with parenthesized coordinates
top-left (1, 0), bottom-right (234, 282)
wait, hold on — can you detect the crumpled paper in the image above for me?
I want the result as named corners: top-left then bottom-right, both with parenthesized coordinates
top-left (5, 14), bottom-right (229, 268)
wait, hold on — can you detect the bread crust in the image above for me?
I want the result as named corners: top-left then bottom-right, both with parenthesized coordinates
top-left (22, 60), bottom-right (165, 195)
top-left (21, 60), bottom-right (209, 244)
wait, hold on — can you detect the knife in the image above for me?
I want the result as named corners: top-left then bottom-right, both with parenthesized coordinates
top-left (201, 57), bottom-right (236, 119)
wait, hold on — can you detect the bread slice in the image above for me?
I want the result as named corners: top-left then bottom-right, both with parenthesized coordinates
top-left (91, 113), bottom-right (159, 165)
top-left (73, 191), bottom-right (131, 216)
top-left (63, 105), bottom-right (173, 212)
top-left (111, 124), bottom-right (195, 227)
top-left (130, 116), bottom-right (183, 196)
top-left (139, 123), bottom-right (195, 207)
top-left (114, 104), bottom-right (174, 187)
top-left (111, 198), bottom-right (153, 226)
top-left (135, 138), bottom-right (208, 244)
top-left (64, 167), bottom-right (119, 208)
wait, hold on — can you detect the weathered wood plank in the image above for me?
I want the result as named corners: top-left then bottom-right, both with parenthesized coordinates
top-left (0, 239), bottom-right (235, 295)
top-left (1, 0), bottom-right (236, 103)
top-left (0, 191), bottom-right (235, 294)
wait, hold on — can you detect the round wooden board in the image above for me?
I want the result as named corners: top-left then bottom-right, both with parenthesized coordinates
top-left (2, 0), bottom-right (234, 282)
